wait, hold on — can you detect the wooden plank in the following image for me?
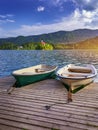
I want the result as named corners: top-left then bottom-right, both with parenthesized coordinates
top-left (0, 76), bottom-right (16, 93)
top-left (0, 124), bottom-right (22, 130)
top-left (1, 92), bottom-right (98, 107)
top-left (0, 86), bottom-right (98, 102)
top-left (0, 76), bottom-right (98, 130)
top-left (0, 101), bottom-right (98, 120)
top-left (1, 92), bottom-right (98, 106)
top-left (0, 95), bottom-right (97, 109)
top-left (0, 105), bottom-right (98, 124)
top-left (0, 112), bottom-right (98, 130)
top-left (0, 99), bottom-right (97, 118)
top-left (0, 119), bottom-right (50, 130)
top-left (0, 119), bottom-right (81, 130)
top-left (0, 95), bottom-right (98, 113)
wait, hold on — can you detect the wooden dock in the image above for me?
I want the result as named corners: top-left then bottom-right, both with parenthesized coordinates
top-left (0, 76), bottom-right (98, 130)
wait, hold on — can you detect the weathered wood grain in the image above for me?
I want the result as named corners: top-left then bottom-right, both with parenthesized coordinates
top-left (0, 76), bottom-right (98, 130)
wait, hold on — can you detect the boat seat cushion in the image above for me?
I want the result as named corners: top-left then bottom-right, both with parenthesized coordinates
top-left (68, 67), bottom-right (92, 73)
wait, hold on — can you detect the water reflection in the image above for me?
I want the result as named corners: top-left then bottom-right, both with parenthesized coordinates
top-left (0, 50), bottom-right (98, 77)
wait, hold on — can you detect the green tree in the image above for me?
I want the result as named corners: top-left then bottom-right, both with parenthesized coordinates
top-left (0, 42), bottom-right (17, 50)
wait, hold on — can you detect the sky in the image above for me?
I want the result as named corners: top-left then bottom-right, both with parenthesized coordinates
top-left (0, 0), bottom-right (98, 38)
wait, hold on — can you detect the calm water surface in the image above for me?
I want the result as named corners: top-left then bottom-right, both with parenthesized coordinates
top-left (0, 50), bottom-right (98, 78)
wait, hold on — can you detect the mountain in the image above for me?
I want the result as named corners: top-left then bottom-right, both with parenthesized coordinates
top-left (0, 29), bottom-right (98, 45)
top-left (73, 36), bottom-right (98, 49)
top-left (54, 36), bottom-right (98, 49)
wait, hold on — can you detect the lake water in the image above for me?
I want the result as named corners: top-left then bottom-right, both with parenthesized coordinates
top-left (0, 50), bottom-right (98, 81)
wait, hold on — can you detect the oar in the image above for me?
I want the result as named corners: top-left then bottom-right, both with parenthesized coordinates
top-left (7, 81), bottom-right (17, 94)
top-left (67, 84), bottom-right (73, 103)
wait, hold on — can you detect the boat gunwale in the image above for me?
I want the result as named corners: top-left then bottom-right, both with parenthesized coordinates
top-left (56, 64), bottom-right (97, 80)
top-left (12, 64), bottom-right (57, 76)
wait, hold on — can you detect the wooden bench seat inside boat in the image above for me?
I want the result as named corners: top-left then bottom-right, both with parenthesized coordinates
top-left (35, 68), bottom-right (50, 73)
top-left (61, 72), bottom-right (90, 77)
top-left (68, 67), bottom-right (92, 73)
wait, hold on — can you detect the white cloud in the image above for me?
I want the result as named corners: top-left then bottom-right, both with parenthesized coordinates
top-left (1, 8), bottom-right (98, 38)
top-left (0, 15), bottom-right (6, 18)
top-left (82, 10), bottom-right (93, 18)
top-left (0, 19), bottom-right (15, 24)
top-left (85, 0), bottom-right (91, 2)
top-left (72, 0), bottom-right (98, 11)
top-left (0, 14), bottom-right (15, 24)
top-left (37, 6), bottom-right (45, 12)
top-left (6, 14), bottom-right (14, 17)
top-left (0, 14), bottom-right (14, 18)
top-left (47, 0), bottom-right (67, 7)
top-left (6, 19), bottom-right (15, 23)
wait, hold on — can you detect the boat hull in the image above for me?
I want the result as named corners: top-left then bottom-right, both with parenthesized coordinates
top-left (60, 77), bottom-right (93, 93)
top-left (13, 71), bottom-right (55, 87)
top-left (56, 64), bottom-right (97, 93)
top-left (12, 64), bottom-right (57, 87)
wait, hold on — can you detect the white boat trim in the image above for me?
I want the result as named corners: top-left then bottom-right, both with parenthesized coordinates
top-left (56, 64), bottom-right (97, 80)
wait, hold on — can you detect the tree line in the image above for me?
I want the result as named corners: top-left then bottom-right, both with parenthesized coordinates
top-left (0, 42), bottom-right (53, 50)
top-left (0, 38), bottom-right (98, 50)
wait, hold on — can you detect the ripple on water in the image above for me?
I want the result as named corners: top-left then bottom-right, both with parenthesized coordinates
top-left (0, 50), bottom-right (98, 78)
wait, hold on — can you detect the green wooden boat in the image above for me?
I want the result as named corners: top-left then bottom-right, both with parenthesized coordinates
top-left (12, 64), bottom-right (57, 87)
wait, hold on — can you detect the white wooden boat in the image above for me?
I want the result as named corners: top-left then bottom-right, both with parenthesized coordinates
top-left (56, 64), bottom-right (97, 102)
top-left (12, 64), bottom-right (57, 87)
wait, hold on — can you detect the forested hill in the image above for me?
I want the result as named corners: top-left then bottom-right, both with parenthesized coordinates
top-left (54, 36), bottom-right (98, 49)
top-left (0, 29), bottom-right (98, 45)
top-left (73, 36), bottom-right (98, 49)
